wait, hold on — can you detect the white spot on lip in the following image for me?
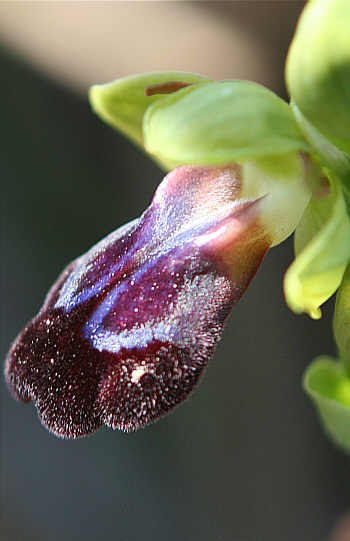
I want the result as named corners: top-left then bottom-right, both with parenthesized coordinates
top-left (131, 366), bottom-right (148, 382)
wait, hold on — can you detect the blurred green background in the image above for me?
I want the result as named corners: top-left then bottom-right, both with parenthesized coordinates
top-left (1, 2), bottom-right (349, 540)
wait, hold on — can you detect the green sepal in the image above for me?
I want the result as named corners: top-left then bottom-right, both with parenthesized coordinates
top-left (303, 356), bottom-right (350, 454)
top-left (283, 171), bottom-right (350, 319)
top-left (286, 0), bottom-right (350, 143)
top-left (89, 72), bottom-right (211, 169)
top-left (143, 81), bottom-right (312, 169)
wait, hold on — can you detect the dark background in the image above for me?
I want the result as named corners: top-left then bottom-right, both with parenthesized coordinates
top-left (1, 2), bottom-right (349, 540)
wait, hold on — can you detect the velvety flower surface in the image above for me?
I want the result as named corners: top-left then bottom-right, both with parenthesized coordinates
top-left (89, 56), bottom-right (350, 451)
top-left (5, 166), bottom-right (270, 438)
top-left (7, 0), bottom-right (350, 452)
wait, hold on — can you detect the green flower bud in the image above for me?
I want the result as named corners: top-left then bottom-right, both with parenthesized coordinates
top-left (286, 0), bottom-right (350, 143)
top-left (303, 356), bottom-right (350, 454)
top-left (284, 170), bottom-right (350, 319)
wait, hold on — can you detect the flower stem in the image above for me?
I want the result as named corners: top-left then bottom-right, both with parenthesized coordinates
top-left (291, 101), bottom-right (350, 210)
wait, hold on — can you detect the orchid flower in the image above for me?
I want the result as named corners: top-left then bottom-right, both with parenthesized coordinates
top-left (5, 0), bottom-right (350, 448)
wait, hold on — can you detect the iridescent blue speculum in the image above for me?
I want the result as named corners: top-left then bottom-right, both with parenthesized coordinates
top-left (5, 165), bottom-right (270, 438)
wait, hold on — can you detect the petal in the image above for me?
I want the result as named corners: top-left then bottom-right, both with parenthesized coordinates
top-left (284, 171), bottom-right (350, 319)
top-left (240, 153), bottom-right (312, 247)
top-left (5, 166), bottom-right (270, 438)
top-left (143, 80), bottom-right (311, 169)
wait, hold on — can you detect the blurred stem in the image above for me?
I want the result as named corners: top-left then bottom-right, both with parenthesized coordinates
top-left (334, 264), bottom-right (350, 378)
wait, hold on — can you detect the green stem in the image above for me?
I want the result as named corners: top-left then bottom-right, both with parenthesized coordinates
top-left (291, 101), bottom-right (350, 210)
top-left (333, 263), bottom-right (350, 377)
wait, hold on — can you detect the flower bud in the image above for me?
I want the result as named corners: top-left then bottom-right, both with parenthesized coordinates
top-left (5, 165), bottom-right (271, 438)
top-left (286, 0), bottom-right (350, 144)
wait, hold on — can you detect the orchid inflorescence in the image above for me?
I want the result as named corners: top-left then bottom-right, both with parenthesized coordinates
top-left (5, 0), bottom-right (350, 450)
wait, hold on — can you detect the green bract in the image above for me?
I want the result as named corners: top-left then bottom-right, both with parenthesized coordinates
top-left (286, 0), bottom-right (350, 144)
top-left (284, 171), bottom-right (350, 319)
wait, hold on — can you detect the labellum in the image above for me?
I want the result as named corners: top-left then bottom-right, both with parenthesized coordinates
top-left (5, 165), bottom-right (270, 438)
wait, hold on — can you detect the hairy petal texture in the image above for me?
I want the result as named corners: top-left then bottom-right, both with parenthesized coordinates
top-left (5, 166), bottom-right (270, 438)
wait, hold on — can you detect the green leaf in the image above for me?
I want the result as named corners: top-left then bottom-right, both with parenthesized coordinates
top-left (286, 0), bottom-right (350, 142)
top-left (283, 171), bottom-right (350, 319)
top-left (89, 72), bottom-right (211, 168)
top-left (304, 356), bottom-right (350, 454)
top-left (143, 81), bottom-right (311, 169)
